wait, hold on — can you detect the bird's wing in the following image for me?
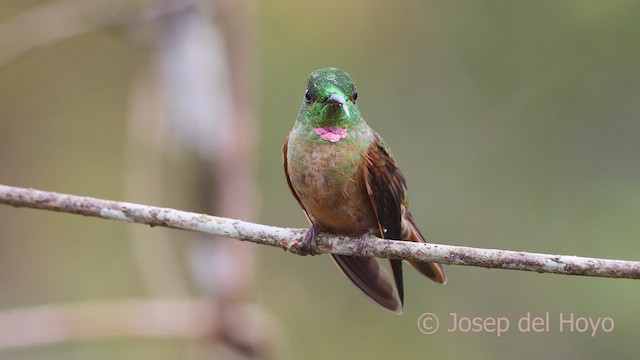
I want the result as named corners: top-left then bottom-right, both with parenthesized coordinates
top-left (362, 131), bottom-right (446, 292)
top-left (361, 131), bottom-right (407, 304)
top-left (283, 133), bottom-right (403, 314)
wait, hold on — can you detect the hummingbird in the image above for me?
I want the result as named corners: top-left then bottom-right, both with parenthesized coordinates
top-left (283, 67), bottom-right (446, 314)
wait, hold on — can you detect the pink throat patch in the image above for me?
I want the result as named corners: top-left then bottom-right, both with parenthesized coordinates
top-left (314, 126), bottom-right (348, 143)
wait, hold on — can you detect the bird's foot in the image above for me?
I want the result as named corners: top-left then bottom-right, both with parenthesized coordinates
top-left (299, 223), bottom-right (321, 255)
top-left (355, 230), bottom-right (370, 256)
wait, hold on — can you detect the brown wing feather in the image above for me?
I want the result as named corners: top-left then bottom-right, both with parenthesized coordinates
top-left (362, 133), bottom-right (407, 239)
top-left (283, 134), bottom-right (402, 314)
top-left (363, 131), bottom-right (446, 290)
top-left (362, 133), bottom-right (407, 303)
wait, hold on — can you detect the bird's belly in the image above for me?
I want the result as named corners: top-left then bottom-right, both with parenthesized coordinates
top-left (288, 147), bottom-right (377, 237)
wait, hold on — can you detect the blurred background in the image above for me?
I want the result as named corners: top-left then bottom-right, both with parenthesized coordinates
top-left (0, 0), bottom-right (639, 359)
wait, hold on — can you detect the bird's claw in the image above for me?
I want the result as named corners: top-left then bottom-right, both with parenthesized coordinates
top-left (355, 230), bottom-right (370, 256)
top-left (300, 224), bottom-right (320, 255)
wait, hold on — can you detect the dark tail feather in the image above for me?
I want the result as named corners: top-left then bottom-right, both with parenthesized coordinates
top-left (390, 259), bottom-right (404, 305)
top-left (331, 254), bottom-right (403, 314)
top-left (405, 214), bottom-right (447, 284)
top-left (410, 260), bottom-right (446, 284)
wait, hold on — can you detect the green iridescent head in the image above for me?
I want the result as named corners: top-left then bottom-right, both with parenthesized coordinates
top-left (297, 68), bottom-right (363, 132)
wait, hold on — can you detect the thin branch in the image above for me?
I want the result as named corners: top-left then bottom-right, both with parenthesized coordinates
top-left (0, 299), bottom-right (215, 349)
top-left (1, 184), bottom-right (638, 279)
top-left (0, 298), bottom-right (279, 354)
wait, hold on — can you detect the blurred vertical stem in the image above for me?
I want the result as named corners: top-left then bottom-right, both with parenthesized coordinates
top-left (203, 0), bottom-right (260, 300)
top-left (149, 0), bottom-right (266, 356)
top-left (125, 57), bottom-right (190, 296)
top-left (195, 0), bottom-right (263, 353)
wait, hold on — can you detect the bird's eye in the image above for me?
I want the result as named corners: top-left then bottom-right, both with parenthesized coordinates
top-left (305, 89), bottom-right (313, 104)
top-left (352, 91), bottom-right (358, 102)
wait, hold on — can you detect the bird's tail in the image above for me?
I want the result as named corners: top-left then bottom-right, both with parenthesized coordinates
top-left (331, 254), bottom-right (403, 314)
top-left (404, 213), bottom-right (447, 284)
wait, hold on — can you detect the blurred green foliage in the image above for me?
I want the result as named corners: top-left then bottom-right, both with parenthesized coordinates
top-left (0, 0), bottom-right (639, 359)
